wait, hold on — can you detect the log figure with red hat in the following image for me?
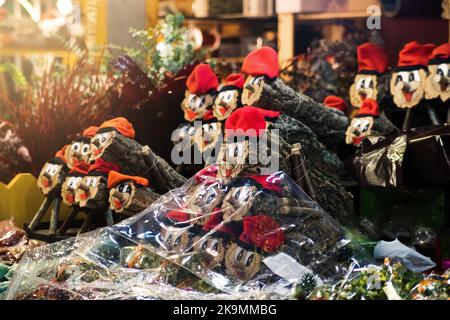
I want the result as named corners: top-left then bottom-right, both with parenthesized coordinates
top-left (349, 43), bottom-right (391, 109)
top-left (425, 43), bottom-right (450, 123)
top-left (89, 117), bottom-right (186, 194)
top-left (240, 46), bottom-right (349, 147)
top-left (215, 106), bottom-right (355, 225)
top-left (181, 64), bottom-right (219, 122)
top-left (390, 41), bottom-right (437, 129)
top-left (108, 170), bottom-right (159, 218)
top-left (213, 73), bottom-right (245, 121)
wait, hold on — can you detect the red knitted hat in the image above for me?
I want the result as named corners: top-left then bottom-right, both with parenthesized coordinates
top-left (238, 214), bottom-right (285, 253)
top-left (82, 126), bottom-right (99, 138)
top-left (186, 64), bottom-right (219, 95)
top-left (166, 210), bottom-right (191, 224)
top-left (323, 96), bottom-right (349, 112)
top-left (356, 99), bottom-right (379, 118)
top-left (242, 46), bottom-right (279, 79)
top-left (99, 117), bottom-right (135, 139)
top-left (225, 106), bottom-right (280, 138)
top-left (107, 170), bottom-right (149, 189)
top-left (357, 43), bottom-right (389, 74)
top-left (221, 73), bottom-right (245, 91)
top-left (428, 43), bottom-right (450, 65)
top-left (396, 41), bottom-right (435, 70)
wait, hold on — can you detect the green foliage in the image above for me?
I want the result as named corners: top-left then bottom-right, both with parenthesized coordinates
top-left (294, 273), bottom-right (317, 300)
top-left (124, 13), bottom-right (202, 87)
top-left (0, 63), bottom-right (28, 89)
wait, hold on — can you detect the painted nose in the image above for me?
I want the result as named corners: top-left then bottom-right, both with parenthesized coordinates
top-left (245, 84), bottom-right (255, 93)
top-left (401, 82), bottom-right (411, 93)
top-left (219, 100), bottom-right (228, 107)
top-left (353, 130), bottom-right (361, 137)
top-left (92, 139), bottom-right (101, 148)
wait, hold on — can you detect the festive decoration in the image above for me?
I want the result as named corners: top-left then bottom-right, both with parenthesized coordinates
top-left (181, 64), bottom-right (218, 122)
top-left (213, 73), bottom-right (245, 120)
top-left (425, 43), bottom-right (450, 113)
top-left (349, 43), bottom-right (389, 108)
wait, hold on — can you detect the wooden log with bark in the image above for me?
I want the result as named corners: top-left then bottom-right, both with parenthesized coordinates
top-left (244, 78), bottom-right (349, 147)
top-left (109, 184), bottom-right (160, 217)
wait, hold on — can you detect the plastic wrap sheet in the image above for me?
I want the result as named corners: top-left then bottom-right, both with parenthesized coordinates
top-left (6, 167), bottom-right (361, 300)
top-left (349, 125), bottom-right (450, 188)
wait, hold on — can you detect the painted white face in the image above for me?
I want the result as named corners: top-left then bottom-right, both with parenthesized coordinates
top-left (217, 141), bottom-right (249, 178)
top-left (426, 63), bottom-right (450, 101)
top-left (37, 163), bottom-right (64, 194)
top-left (221, 186), bottom-right (256, 221)
top-left (224, 243), bottom-right (261, 281)
top-left (242, 76), bottom-right (264, 106)
top-left (391, 69), bottom-right (426, 108)
top-left (67, 176), bottom-right (83, 189)
top-left (90, 131), bottom-right (116, 162)
top-left (61, 176), bottom-right (83, 206)
top-left (213, 90), bottom-right (239, 120)
top-left (65, 141), bottom-right (91, 169)
top-left (345, 116), bottom-right (374, 146)
top-left (193, 122), bottom-right (223, 153)
top-left (185, 183), bottom-right (223, 224)
top-left (109, 181), bottom-right (135, 212)
top-left (181, 92), bottom-right (215, 122)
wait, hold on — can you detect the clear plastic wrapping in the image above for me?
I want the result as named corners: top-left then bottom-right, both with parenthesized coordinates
top-left (6, 167), bottom-right (362, 300)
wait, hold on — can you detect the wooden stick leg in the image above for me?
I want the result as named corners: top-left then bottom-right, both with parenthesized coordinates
top-left (49, 197), bottom-right (61, 235)
top-left (58, 207), bottom-right (80, 236)
top-left (402, 109), bottom-right (412, 131)
top-left (105, 208), bottom-right (114, 226)
top-left (78, 211), bottom-right (93, 235)
top-left (427, 106), bottom-right (440, 125)
top-left (28, 197), bottom-right (52, 231)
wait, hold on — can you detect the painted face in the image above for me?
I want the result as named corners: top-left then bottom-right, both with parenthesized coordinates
top-left (75, 175), bottom-right (103, 207)
top-left (109, 181), bottom-right (135, 212)
top-left (192, 236), bottom-right (226, 269)
top-left (242, 76), bottom-right (264, 106)
top-left (158, 225), bottom-right (190, 253)
top-left (217, 141), bottom-right (249, 179)
top-left (181, 92), bottom-right (215, 122)
top-left (224, 243), bottom-right (261, 281)
top-left (173, 125), bottom-right (196, 152)
top-left (390, 69), bottom-right (427, 108)
top-left (350, 74), bottom-right (378, 107)
top-left (184, 182), bottom-right (223, 225)
top-left (425, 63), bottom-right (450, 102)
top-left (61, 176), bottom-right (83, 206)
top-left (64, 140), bottom-right (91, 169)
top-left (345, 116), bottom-right (374, 146)
top-left (193, 122), bottom-right (223, 153)
top-left (213, 90), bottom-right (240, 120)
top-left (221, 186), bottom-right (256, 221)
top-left (37, 163), bottom-right (64, 195)
top-left (89, 131), bottom-right (117, 162)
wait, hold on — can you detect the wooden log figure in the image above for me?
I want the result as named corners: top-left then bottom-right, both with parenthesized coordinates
top-left (240, 47), bottom-right (349, 147)
top-left (213, 73), bottom-right (245, 121)
top-left (108, 170), bottom-right (159, 217)
top-left (390, 41), bottom-right (436, 129)
top-left (349, 43), bottom-right (390, 109)
top-left (75, 172), bottom-right (109, 210)
top-left (29, 157), bottom-right (68, 234)
top-left (181, 64), bottom-right (218, 122)
top-left (89, 117), bottom-right (186, 193)
top-left (425, 43), bottom-right (450, 122)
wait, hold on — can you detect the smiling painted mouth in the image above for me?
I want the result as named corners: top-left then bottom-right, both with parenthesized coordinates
top-left (113, 198), bottom-right (124, 209)
top-left (185, 109), bottom-right (199, 121)
top-left (352, 136), bottom-right (365, 146)
top-left (92, 148), bottom-right (104, 156)
top-left (359, 93), bottom-right (367, 100)
top-left (65, 193), bottom-right (75, 204)
top-left (403, 90), bottom-right (416, 102)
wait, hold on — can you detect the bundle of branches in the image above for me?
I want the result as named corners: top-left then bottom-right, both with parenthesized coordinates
top-left (283, 29), bottom-right (382, 103)
top-left (0, 54), bottom-right (115, 176)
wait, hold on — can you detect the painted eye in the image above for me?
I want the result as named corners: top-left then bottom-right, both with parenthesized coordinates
top-left (188, 127), bottom-right (196, 136)
top-left (367, 79), bottom-right (374, 89)
top-left (257, 77), bottom-right (262, 85)
top-left (437, 69), bottom-right (444, 77)
top-left (360, 79), bottom-right (366, 88)
top-left (210, 240), bottom-right (219, 252)
top-left (82, 145), bottom-right (90, 154)
top-left (71, 142), bottom-right (80, 151)
top-left (200, 240), bottom-right (208, 250)
top-left (199, 96), bottom-right (206, 107)
top-left (166, 234), bottom-right (172, 245)
top-left (174, 235), bottom-right (181, 246)
top-left (234, 146), bottom-right (239, 157)
top-left (408, 73), bottom-right (415, 82)
top-left (244, 190), bottom-right (251, 202)
top-left (209, 124), bottom-right (215, 131)
top-left (245, 253), bottom-right (254, 267)
top-left (236, 248), bottom-right (244, 261)
top-left (101, 135), bottom-right (107, 143)
top-left (206, 192), bottom-right (215, 204)
top-left (234, 189), bottom-right (241, 199)
top-left (395, 74), bottom-right (403, 84)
